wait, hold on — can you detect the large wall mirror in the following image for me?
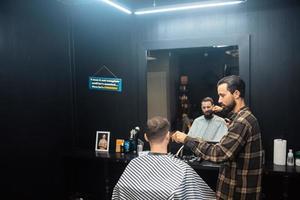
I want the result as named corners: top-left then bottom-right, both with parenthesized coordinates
top-left (138, 36), bottom-right (250, 131)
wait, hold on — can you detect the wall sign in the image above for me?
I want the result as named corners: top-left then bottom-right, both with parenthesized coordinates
top-left (89, 76), bottom-right (122, 92)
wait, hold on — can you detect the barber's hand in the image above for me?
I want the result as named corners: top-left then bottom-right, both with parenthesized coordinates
top-left (172, 131), bottom-right (187, 143)
top-left (212, 105), bottom-right (223, 113)
top-left (224, 118), bottom-right (232, 127)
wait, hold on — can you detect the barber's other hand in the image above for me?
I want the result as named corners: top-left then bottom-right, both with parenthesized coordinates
top-left (224, 118), bottom-right (232, 127)
top-left (172, 131), bottom-right (187, 143)
top-left (212, 105), bottom-right (223, 113)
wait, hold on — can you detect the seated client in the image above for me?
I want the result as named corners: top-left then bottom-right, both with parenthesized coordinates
top-left (188, 97), bottom-right (227, 142)
top-left (112, 116), bottom-right (215, 200)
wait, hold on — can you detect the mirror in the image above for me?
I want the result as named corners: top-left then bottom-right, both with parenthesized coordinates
top-left (147, 45), bottom-right (239, 131)
top-left (137, 36), bottom-right (250, 130)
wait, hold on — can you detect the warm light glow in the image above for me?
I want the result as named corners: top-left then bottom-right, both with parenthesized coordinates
top-left (101, 0), bottom-right (132, 14)
top-left (134, 0), bottom-right (246, 15)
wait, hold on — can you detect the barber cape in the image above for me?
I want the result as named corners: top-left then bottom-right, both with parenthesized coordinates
top-left (112, 153), bottom-right (215, 200)
top-left (188, 115), bottom-right (227, 142)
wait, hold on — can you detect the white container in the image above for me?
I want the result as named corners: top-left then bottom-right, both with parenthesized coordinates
top-left (287, 149), bottom-right (294, 166)
top-left (295, 151), bottom-right (300, 166)
top-left (137, 144), bottom-right (143, 154)
top-left (273, 139), bottom-right (287, 165)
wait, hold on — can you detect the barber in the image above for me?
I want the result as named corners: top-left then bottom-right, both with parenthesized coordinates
top-left (172, 75), bottom-right (263, 200)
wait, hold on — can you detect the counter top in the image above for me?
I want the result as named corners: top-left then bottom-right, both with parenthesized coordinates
top-left (65, 149), bottom-right (300, 174)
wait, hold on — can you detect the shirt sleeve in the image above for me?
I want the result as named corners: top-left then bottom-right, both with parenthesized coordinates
top-left (184, 119), bottom-right (248, 163)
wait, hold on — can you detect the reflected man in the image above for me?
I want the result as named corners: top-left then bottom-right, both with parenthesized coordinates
top-left (188, 97), bottom-right (227, 142)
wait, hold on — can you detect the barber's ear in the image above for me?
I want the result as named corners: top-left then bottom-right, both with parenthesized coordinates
top-left (144, 133), bottom-right (149, 142)
top-left (233, 90), bottom-right (240, 99)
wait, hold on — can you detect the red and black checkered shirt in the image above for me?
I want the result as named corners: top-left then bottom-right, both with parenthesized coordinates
top-left (185, 106), bottom-right (263, 200)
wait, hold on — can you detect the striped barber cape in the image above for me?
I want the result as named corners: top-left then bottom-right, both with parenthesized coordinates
top-left (112, 153), bottom-right (216, 200)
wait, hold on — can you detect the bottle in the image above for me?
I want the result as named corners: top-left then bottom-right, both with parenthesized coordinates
top-left (137, 144), bottom-right (143, 154)
top-left (287, 149), bottom-right (294, 166)
top-left (123, 140), bottom-right (130, 153)
top-left (129, 138), bottom-right (136, 153)
top-left (295, 151), bottom-right (300, 166)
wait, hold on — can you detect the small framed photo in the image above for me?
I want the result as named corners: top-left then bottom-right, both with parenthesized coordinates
top-left (95, 131), bottom-right (110, 152)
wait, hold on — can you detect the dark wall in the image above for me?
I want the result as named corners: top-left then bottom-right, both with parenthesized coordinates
top-left (71, 0), bottom-right (300, 162)
top-left (0, 0), bottom-right (72, 199)
top-left (70, 4), bottom-right (137, 151)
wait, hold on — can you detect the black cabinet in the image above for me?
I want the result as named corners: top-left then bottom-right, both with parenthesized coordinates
top-left (64, 151), bottom-right (300, 200)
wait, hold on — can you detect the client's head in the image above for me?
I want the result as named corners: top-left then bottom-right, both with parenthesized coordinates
top-left (201, 97), bottom-right (214, 119)
top-left (144, 116), bottom-right (170, 152)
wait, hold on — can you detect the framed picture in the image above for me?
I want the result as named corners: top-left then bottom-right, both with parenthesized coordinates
top-left (95, 131), bottom-right (110, 152)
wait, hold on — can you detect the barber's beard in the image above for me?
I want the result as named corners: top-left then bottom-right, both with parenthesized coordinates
top-left (222, 100), bottom-right (236, 116)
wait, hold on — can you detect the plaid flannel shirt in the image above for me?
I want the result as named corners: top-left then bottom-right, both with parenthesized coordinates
top-left (185, 107), bottom-right (263, 200)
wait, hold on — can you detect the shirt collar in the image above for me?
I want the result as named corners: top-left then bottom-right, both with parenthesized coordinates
top-left (229, 106), bottom-right (249, 120)
top-left (229, 106), bottom-right (249, 119)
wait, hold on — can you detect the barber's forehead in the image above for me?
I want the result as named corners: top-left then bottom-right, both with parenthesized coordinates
top-left (218, 83), bottom-right (229, 90)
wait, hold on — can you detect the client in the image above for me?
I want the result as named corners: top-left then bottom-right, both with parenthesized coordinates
top-left (188, 97), bottom-right (227, 142)
top-left (112, 116), bottom-right (215, 200)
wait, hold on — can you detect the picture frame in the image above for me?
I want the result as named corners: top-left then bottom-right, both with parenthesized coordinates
top-left (95, 131), bottom-right (110, 152)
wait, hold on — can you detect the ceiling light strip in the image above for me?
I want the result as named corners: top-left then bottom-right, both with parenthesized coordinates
top-left (134, 0), bottom-right (246, 15)
top-left (102, 0), bottom-right (132, 14)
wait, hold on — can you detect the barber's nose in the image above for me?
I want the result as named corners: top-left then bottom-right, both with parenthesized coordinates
top-left (218, 97), bottom-right (222, 104)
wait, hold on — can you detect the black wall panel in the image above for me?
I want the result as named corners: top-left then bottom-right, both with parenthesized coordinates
top-left (0, 0), bottom-right (72, 199)
top-left (70, 4), bottom-right (138, 151)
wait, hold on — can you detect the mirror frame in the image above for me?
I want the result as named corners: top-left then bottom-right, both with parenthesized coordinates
top-left (137, 35), bottom-right (250, 126)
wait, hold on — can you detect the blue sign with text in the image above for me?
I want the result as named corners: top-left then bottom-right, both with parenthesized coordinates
top-left (89, 77), bottom-right (122, 92)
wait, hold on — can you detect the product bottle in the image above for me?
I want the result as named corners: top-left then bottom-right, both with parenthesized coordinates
top-left (295, 151), bottom-right (300, 166)
top-left (287, 149), bottom-right (294, 166)
top-left (123, 140), bottom-right (130, 153)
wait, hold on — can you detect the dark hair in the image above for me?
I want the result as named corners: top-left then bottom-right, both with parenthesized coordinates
top-left (146, 116), bottom-right (170, 142)
top-left (201, 97), bottom-right (214, 105)
top-left (217, 75), bottom-right (245, 98)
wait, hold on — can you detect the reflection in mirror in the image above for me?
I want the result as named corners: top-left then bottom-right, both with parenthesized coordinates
top-left (147, 45), bottom-right (239, 131)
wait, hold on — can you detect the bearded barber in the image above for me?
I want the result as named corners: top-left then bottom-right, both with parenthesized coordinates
top-left (188, 97), bottom-right (227, 142)
top-left (172, 75), bottom-right (263, 200)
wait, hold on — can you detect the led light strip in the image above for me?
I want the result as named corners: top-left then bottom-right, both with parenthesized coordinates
top-left (134, 0), bottom-right (246, 15)
top-left (101, 0), bottom-right (132, 14)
